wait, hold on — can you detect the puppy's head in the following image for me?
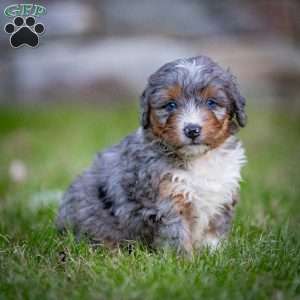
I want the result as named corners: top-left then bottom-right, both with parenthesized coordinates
top-left (141, 56), bottom-right (247, 157)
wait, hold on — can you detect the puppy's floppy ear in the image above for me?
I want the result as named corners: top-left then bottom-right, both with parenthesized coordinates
top-left (140, 88), bottom-right (150, 129)
top-left (234, 93), bottom-right (247, 127)
top-left (227, 72), bottom-right (247, 127)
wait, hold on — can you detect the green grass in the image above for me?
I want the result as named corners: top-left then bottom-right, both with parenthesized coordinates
top-left (0, 103), bottom-right (299, 300)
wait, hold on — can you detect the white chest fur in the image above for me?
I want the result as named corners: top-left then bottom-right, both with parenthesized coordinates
top-left (166, 137), bottom-right (246, 247)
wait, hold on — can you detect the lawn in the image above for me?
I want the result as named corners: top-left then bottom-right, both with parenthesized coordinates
top-left (0, 103), bottom-right (299, 300)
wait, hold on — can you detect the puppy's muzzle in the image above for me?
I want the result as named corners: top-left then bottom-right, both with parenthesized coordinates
top-left (184, 124), bottom-right (201, 140)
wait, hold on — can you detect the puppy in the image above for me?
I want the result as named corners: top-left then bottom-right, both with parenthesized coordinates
top-left (57, 56), bottom-right (247, 254)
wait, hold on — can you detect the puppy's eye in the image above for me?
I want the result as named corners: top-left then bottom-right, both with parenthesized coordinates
top-left (164, 101), bottom-right (177, 112)
top-left (206, 98), bottom-right (219, 110)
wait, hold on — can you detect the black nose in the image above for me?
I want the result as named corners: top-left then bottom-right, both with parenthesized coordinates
top-left (184, 124), bottom-right (201, 139)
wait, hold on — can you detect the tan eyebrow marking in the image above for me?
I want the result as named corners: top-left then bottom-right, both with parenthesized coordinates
top-left (166, 84), bottom-right (182, 100)
top-left (200, 84), bottom-right (219, 100)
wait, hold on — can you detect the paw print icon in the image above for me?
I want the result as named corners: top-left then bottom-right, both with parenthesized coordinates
top-left (4, 16), bottom-right (45, 48)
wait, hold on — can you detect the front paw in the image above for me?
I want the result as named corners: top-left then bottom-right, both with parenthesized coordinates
top-left (153, 219), bottom-right (193, 256)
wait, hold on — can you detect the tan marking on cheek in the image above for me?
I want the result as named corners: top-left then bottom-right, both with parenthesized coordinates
top-left (149, 108), bottom-right (164, 138)
top-left (162, 113), bottom-right (183, 146)
top-left (149, 109), bottom-right (182, 146)
top-left (201, 111), bottom-right (231, 148)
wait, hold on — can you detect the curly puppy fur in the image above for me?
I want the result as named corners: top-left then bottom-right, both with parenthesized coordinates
top-left (57, 56), bottom-right (247, 254)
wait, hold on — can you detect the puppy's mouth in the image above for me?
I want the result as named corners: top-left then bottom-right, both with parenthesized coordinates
top-left (190, 140), bottom-right (202, 145)
top-left (179, 138), bottom-right (209, 149)
top-left (187, 137), bottom-right (205, 146)
top-left (177, 141), bottom-right (210, 157)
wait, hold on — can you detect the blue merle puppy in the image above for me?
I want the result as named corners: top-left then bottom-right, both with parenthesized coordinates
top-left (57, 56), bottom-right (247, 255)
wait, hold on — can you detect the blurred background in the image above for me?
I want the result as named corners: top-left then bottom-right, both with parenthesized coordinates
top-left (0, 0), bottom-right (300, 107)
top-left (0, 0), bottom-right (299, 218)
